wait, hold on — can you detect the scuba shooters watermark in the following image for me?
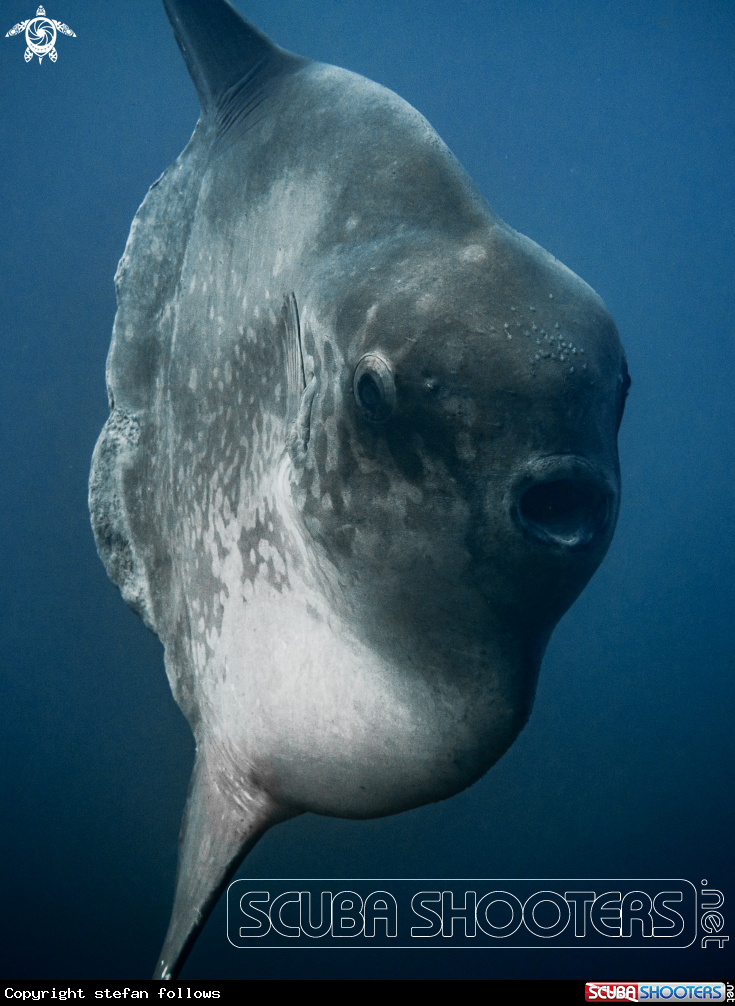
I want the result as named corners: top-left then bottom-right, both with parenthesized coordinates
top-left (585, 985), bottom-right (728, 1001)
top-left (4, 6), bottom-right (75, 64)
top-left (226, 878), bottom-right (726, 948)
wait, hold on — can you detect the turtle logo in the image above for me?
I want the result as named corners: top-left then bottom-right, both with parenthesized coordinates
top-left (5, 6), bottom-right (76, 64)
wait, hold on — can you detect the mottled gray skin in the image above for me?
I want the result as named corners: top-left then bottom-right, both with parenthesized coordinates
top-left (89, 0), bottom-right (628, 979)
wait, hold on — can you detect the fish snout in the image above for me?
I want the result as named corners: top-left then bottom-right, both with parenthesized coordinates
top-left (509, 455), bottom-right (617, 550)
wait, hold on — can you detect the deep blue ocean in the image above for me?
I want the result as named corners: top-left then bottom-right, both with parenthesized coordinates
top-left (1, 0), bottom-right (733, 982)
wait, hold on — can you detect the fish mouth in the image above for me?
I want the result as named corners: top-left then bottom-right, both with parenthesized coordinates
top-left (510, 455), bottom-right (616, 549)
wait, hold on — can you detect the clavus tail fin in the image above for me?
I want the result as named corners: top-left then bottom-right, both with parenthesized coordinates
top-left (153, 746), bottom-right (292, 980)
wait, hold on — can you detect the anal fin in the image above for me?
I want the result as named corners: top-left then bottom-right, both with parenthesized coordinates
top-left (154, 745), bottom-right (294, 979)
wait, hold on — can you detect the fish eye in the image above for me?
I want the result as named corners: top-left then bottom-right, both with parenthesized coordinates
top-left (353, 353), bottom-right (396, 421)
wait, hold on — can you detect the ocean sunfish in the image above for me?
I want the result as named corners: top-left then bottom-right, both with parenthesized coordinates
top-left (89, 0), bottom-right (629, 979)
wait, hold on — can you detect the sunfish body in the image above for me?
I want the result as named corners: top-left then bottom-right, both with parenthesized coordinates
top-left (89, 0), bottom-right (629, 979)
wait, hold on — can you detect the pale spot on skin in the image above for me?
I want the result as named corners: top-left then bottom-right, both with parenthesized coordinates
top-left (346, 215), bottom-right (359, 231)
top-left (323, 416), bottom-right (339, 472)
top-left (459, 244), bottom-right (487, 264)
top-left (456, 431), bottom-right (477, 462)
top-left (189, 368), bottom-right (197, 392)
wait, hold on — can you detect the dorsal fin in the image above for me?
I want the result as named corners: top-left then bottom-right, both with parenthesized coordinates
top-left (162, 0), bottom-right (306, 119)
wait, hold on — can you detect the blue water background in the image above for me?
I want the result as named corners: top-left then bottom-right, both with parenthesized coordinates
top-left (0, 0), bottom-right (733, 980)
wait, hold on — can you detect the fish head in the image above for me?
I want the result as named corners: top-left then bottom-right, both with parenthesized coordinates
top-left (289, 220), bottom-right (628, 758)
